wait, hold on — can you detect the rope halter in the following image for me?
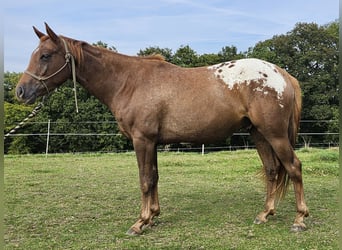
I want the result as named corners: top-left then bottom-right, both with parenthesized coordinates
top-left (24, 37), bottom-right (79, 113)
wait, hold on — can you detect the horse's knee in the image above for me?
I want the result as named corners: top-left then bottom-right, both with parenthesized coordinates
top-left (141, 182), bottom-right (157, 196)
top-left (141, 182), bottom-right (150, 194)
top-left (140, 173), bottom-right (159, 194)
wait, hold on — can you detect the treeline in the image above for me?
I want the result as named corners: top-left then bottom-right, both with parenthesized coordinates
top-left (4, 21), bottom-right (338, 154)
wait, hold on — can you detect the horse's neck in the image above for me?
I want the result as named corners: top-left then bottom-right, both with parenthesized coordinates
top-left (75, 45), bottom-right (130, 110)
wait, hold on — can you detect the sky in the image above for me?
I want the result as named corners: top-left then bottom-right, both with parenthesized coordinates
top-left (4, 0), bottom-right (338, 72)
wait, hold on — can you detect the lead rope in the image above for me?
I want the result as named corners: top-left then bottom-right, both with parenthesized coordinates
top-left (4, 98), bottom-right (45, 140)
top-left (61, 38), bottom-right (79, 113)
top-left (71, 54), bottom-right (78, 113)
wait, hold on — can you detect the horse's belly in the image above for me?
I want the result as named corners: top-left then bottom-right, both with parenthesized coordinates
top-left (159, 112), bottom-right (243, 144)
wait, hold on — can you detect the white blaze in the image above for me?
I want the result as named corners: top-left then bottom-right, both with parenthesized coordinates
top-left (208, 58), bottom-right (286, 99)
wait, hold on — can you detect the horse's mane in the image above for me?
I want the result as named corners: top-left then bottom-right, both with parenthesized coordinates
top-left (140, 54), bottom-right (165, 61)
top-left (60, 36), bottom-right (165, 66)
top-left (60, 36), bottom-right (84, 66)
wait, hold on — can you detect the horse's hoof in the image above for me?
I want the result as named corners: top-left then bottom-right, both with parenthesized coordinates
top-left (254, 217), bottom-right (266, 225)
top-left (126, 223), bottom-right (152, 236)
top-left (291, 224), bottom-right (307, 232)
top-left (126, 228), bottom-right (141, 236)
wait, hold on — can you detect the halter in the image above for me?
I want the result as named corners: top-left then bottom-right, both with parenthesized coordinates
top-left (24, 37), bottom-right (79, 113)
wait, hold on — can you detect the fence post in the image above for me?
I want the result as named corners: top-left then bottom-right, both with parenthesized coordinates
top-left (201, 144), bottom-right (205, 155)
top-left (45, 119), bottom-right (51, 157)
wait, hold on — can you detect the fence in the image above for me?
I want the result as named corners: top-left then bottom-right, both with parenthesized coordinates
top-left (5, 120), bottom-right (339, 155)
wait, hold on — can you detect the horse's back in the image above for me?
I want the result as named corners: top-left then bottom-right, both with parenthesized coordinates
top-left (122, 58), bottom-right (299, 144)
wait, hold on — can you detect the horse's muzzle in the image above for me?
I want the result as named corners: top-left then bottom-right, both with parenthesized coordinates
top-left (16, 84), bottom-right (37, 104)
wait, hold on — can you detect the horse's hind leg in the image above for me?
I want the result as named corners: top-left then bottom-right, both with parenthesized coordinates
top-left (251, 128), bottom-right (280, 224)
top-left (268, 137), bottom-right (309, 231)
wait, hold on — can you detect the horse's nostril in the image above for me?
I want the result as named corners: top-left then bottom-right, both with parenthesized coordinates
top-left (16, 86), bottom-right (25, 99)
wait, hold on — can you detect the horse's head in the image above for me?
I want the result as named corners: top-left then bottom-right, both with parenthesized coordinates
top-left (16, 23), bottom-right (73, 104)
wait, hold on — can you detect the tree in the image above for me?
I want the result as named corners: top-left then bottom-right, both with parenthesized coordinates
top-left (218, 45), bottom-right (245, 62)
top-left (4, 72), bottom-right (22, 104)
top-left (171, 45), bottom-right (199, 67)
top-left (196, 53), bottom-right (221, 67)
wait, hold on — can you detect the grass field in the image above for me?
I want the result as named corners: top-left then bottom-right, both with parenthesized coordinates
top-left (4, 148), bottom-right (339, 249)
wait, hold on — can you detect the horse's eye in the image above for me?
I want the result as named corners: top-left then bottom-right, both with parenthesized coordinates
top-left (40, 53), bottom-right (51, 61)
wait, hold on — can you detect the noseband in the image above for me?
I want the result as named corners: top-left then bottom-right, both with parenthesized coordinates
top-left (24, 38), bottom-right (79, 112)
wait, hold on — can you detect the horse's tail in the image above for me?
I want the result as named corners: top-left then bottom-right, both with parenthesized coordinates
top-left (288, 74), bottom-right (302, 147)
top-left (274, 73), bottom-right (302, 200)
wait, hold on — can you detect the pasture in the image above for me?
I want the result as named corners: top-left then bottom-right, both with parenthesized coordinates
top-left (5, 148), bottom-right (338, 249)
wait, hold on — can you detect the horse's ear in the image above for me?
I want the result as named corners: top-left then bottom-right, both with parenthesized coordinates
top-left (45, 22), bottom-right (59, 43)
top-left (33, 26), bottom-right (45, 39)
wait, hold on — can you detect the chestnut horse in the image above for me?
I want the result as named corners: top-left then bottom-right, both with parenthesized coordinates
top-left (16, 23), bottom-right (309, 235)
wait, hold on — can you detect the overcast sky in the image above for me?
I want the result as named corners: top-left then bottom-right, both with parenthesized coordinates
top-left (4, 0), bottom-right (338, 72)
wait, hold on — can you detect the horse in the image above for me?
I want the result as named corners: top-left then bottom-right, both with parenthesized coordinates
top-left (16, 23), bottom-right (309, 235)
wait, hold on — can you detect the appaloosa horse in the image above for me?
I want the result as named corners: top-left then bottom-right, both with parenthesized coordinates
top-left (16, 23), bottom-right (309, 235)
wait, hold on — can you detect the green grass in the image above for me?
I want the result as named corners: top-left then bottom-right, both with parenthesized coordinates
top-left (4, 148), bottom-right (339, 249)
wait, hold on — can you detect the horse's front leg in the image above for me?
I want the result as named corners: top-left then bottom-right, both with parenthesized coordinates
top-left (127, 137), bottom-right (160, 235)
